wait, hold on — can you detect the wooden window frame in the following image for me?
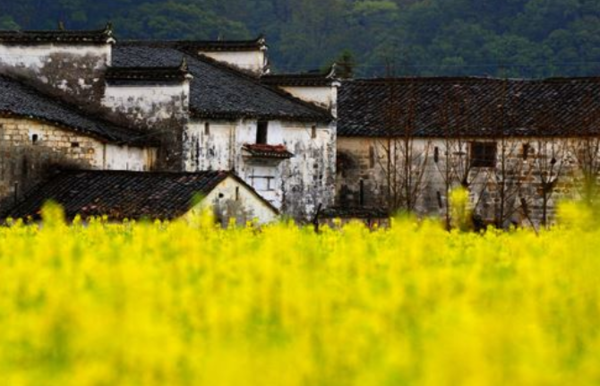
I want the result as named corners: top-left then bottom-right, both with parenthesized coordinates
top-left (470, 141), bottom-right (497, 168)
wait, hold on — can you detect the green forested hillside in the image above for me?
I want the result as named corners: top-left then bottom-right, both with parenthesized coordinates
top-left (2, 0), bottom-right (600, 77)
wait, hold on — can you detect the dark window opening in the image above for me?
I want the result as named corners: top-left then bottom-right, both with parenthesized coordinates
top-left (311, 125), bottom-right (317, 139)
top-left (470, 142), bottom-right (497, 168)
top-left (434, 146), bottom-right (440, 163)
top-left (256, 121), bottom-right (268, 144)
top-left (369, 146), bottom-right (376, 168)
top-left (359, 179), bottom-right (365, 206)
top-left (204, 122), bottom-right (210, 136)
top-left (71, 142), bottom-right (80, 148)
top-left (22, 156), bottom-right (28, 178)
top-left (522, 143), bottom-right (530, 160)
top-left (31, 134), bottom-right (38, 144)
top-left (235, 187), bottom-right (240, 201)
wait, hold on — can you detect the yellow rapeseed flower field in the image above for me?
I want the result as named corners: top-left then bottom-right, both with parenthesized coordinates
top-left (0, 203), bottom-right (599, 386)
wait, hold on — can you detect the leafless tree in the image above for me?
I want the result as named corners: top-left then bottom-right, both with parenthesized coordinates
top-left (434, 85), bottom-right (488, 229)
top-left (478, 80), bottom-right (530, 229)
top-left (377, 78), bottom-right (431, 213)
top-left (571, 91), bottom-right (600, 205)
top-left (521, 103), bottom-right (569, 228)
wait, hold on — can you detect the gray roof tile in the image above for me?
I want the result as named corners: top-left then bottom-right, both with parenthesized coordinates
top-left (338, 77), bottom-right (600, 138)
top-left (112, 42), bottom-right (332, 122)
top-left (0, 75), bottom-right (153, 145)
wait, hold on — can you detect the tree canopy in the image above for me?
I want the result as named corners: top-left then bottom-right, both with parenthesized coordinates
top-left (3, 0), bottom-right (600, 77)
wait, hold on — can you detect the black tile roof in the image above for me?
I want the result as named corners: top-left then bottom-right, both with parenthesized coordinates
top-left (112, 41), bottom-right (332, 122)
top-left (186, 36), bottom-right (266, 52)
top-left (261, 65), bottom-right (338, 87)
top-left (0, 24), bottom-right (114, 45)
top-left (0, 75), bottom-right (153, 146)
top-left (105, 62), bottom-right (191, 84)
top-left (4, 170), bottom-right (238, 221)
top-left (338, 77), bottom-right (600, 138)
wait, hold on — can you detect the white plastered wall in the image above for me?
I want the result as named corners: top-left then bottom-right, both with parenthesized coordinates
top-left (190, 176), bottom-right (278, 225)
top-left (280, 85), bottom-right (339, 116)
top-left (101, 144), bottom-right (156, 171)
top-left (184, 118), bottom-right (336, 220)
top-left (0, 43), bottom-right (111, 98)
top-left (0, 44), bottom-right (111, 71)
top-left (199, 51), bottom-right (266, 75)
top-left (102, 81), bottom-right (190, 125)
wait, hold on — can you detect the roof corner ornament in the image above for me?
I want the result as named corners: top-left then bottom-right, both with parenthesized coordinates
top-left (257, 33), bottom-right (268, 51)
top-left (104, 22), bottom-right (114, 35)
top-left (180, 57), bottom-right (189, 72)
top-left (58, 21), bottom-right (66, 31)
top-left (104, 22), bottom-right (116, 44)
top-left (180, 57), bottom-right (194, 80)
top-left (262, 56), bottom-right (271, 76)
top-left (327, 63), bottom-right (338, 79)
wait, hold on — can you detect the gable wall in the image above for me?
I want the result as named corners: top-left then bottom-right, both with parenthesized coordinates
top-left (101, 81), bottom-right (189, 172)
top-left (192, 176), bottom-right (278, 226)
top-left (0, 43), bottom-right (111, 104)
top-left (0, 116), bottom-right (156, 212)
top-left (102, 81), bottom-right (190, 126)
top-left (279, 86), bottom-right (338, 115)
top-left (200, 51), bottom-right (266, 75)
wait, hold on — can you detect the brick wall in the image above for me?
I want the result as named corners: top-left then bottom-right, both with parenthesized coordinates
top-left (0, 116), bottom-right (159, 214)
top-left (0, 117), bottom-right (105, 210)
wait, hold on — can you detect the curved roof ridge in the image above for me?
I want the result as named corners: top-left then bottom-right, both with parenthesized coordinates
top-left (117, 35), bottom-right (266, 51)
top-left (0, 23), bottom-right (114, 44)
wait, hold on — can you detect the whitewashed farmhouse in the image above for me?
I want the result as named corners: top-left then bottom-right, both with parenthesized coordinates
top-left (0, 25), bottom-right (338, 222)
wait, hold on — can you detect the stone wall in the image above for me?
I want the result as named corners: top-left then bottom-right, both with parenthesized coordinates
top-left (184, 119), bottom-right (336, 221)
top-left (337, 136), bottom-right (587, 228)
top-left (0, 116), bottom-right (156, 212)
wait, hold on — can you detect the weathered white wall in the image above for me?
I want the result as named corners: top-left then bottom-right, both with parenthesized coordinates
top-left (199, 51), bottom-right (266, 75)
top-left (0, 43), bottom-right (111, 101)
top-left (337, 135), bottom-right (586, 227)
top-left (280, 85), bottom-right (339, 116)
top-left (102, 81), bottom-right (190, 126)
top-left (192, 176), bottom-right (279, 225)
top-left (0, 44), bottom-right (111, 71)
top-left (183, 119), bottom-right (336, 220)
top-left (102, 144), bottom-right (156, 171)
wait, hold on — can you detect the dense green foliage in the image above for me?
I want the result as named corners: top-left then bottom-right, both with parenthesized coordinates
top-left (2, 0), bottom-right (600, 77)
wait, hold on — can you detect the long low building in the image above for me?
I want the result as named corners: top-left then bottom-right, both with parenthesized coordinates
top-left (336, 77), bottom-right (600, 228)
top-left (3, 170), bottom-right (278, 225)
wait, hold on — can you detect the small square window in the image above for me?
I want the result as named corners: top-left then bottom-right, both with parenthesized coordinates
top-left (470, 142), bottom-right (496, 167)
